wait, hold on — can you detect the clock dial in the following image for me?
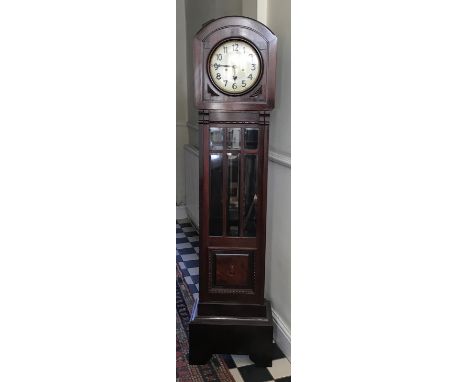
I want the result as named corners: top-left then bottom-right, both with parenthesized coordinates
top-left (208, 39), bottom-right (262, 95)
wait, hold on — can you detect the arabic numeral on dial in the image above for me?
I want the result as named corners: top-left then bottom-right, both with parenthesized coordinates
top-left (243, 46), bottom-right (246, 54)
top-left (232, 43), bottom-right (238, 52)
top-left (216, 73), bottom-right (221, 80)
top-left (248, 74), bottom-right (253, 80)
top-left (251, 64), bottom-right (256, 71)
top-left (223, 80), bottom-right (228, 87)
top-left (241, 80), bottom-right (246, 87)
top-left (217, 54), bottom-right (222, 60)
top-left (223, 46), bottom-right (228, 53)
top-left (232, 83), bottom-right (237, 89)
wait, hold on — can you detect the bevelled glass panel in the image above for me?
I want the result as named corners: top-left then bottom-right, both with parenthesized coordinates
top-left (243, 154), bottom-right (257, 237)
top-left (227, 153), bottom-right (240, 236)
top-left (227, 128), bottom-right (241, 150)
top-left (244, 128), bottom-right (259, 150)
top-left (210, 128), bottom-right (223, 150)
top-left (209, 154), bottom-right (223, 236)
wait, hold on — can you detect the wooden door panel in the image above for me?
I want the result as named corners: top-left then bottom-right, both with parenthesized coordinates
top-left (215, 253), bottom-right (250, 288)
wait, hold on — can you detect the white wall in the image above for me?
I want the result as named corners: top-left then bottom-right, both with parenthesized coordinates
top-left (265, 157), bottom-right (291, 358)
top-left (266, 0), bottom-right (291, 156)
top-left (176, 0), bottom-right (189, 204)
top-left (242, 0), bottom-right (257, 19)
top-left (261, 0), bottom-right (292, 359)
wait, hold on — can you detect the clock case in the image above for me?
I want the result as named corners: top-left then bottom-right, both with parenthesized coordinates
top-left (189, 16), bottom-right (277, 367)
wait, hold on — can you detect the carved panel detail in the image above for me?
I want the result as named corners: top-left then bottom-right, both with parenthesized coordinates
top-left (208, 250), bottom-right (256, 295)
top-left (249, 86), bottom-right (263, 98)
top-left (215, 254), bottom-right (249, 287)
top-left (207, 84), bottom-right (219, 96)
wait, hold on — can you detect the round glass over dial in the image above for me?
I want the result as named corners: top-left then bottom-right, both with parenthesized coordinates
top-left (208, 39), bottom-right (262, 95)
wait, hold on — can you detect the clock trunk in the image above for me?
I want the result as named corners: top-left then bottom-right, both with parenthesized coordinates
top-left (189, 16), bottom-right (277, 367)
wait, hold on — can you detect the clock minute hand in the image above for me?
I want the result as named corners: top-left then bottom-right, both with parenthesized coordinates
top-left (213, 63), bottom-right (233, 71)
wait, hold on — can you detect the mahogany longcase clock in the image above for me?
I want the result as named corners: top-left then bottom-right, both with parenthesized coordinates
top-left (189, 16), bottom-right (277, 367)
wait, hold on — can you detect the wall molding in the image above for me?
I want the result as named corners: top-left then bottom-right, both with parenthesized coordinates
top-left (183, 122), bottom-right (290, 169)
top-left (257, 0), bottom-right (268, 25)
top-left (187, 121), bottom-right (199, 131)
top-left (182, 144), bottom-right (290, 169)
top-left (272, 308), bottom-right (291, 361)
top-left (184, 144), bottom-right (199, 157)
top-left (269, 150), bottom-right (291, 168)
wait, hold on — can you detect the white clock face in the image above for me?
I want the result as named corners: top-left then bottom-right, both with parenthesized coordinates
top-left (208, 39), bottom-right (262, 95)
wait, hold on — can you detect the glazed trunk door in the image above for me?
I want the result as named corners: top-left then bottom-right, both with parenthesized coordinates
top-left (200, 122), bottom-right (267, 304)
top-left (208, 125), bottom-right (260, 238)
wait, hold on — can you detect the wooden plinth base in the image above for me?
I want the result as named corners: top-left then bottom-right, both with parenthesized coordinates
top-left (189, 299), bottom-right (273, 367)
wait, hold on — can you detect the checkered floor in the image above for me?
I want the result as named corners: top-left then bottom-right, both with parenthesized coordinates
top-left (176, 219), bottom-right (291, 382)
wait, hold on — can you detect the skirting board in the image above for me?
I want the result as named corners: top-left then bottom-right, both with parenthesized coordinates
top-left (272, 308), bottom-right (291, 361)
top-left (176, 205), bottom-right (187, 220)
top-left (185, 206), bottom-right (200, 233)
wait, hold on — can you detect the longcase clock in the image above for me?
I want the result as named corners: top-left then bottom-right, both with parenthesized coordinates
top-left (189, 16), bottom-right (277, 367)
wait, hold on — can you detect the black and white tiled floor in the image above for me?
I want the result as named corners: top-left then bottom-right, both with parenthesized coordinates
top-left (176, 220), bottom-right (291, 382)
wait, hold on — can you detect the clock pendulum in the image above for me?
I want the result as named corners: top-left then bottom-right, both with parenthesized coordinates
top-left (189, 16), bottom-right (277, 367)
